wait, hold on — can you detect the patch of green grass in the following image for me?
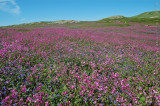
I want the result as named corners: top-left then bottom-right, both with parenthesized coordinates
top-left (14, 29), bottom-right (33, 32)
top-left (68, 23), bottom-right (130, 28)
top-left (99, 17), bottom-right (160, 24)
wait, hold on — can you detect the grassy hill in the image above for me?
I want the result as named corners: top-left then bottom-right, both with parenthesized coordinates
top-left (3, 20), bottom-right (82, 28)
top-left (132, 11), bottom-right (160, 18)
top-left (105, 15), bottom-right (125, 19)
top-left (99, 11), bottom-right (160, 24)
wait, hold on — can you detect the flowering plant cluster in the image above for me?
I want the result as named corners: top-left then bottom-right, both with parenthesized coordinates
top-left (0, 24), bottom-right (160, 105)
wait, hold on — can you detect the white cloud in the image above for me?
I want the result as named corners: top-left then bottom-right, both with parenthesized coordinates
top-left (0, 0), bottom-right (20, 14)
top-left (20, 18), bottom-right (26, 21)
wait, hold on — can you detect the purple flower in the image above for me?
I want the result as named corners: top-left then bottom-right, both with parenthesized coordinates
top-left (139, 87), bottom-right (142, 90)
top-left (39, 83), bottom-right (42, 86)
top-left (5, 96), bottom-right (10, 100)
top-left (40, 92), bottom-right (44, 96)
top-left (11, 94), bottom-right (17, 98)
top-left (22, 87), bottom-right (26, 92)
top-left (79, 92), bottom-right (84, 96)
top-left (45, 94), bottom-right (48, 97)
top-left (40, 100), bottom-right (45, 104)
top-left (45, 101), bottom-right (49, 106)
top-left (94, 101), bottom-right (97, 104)
top-left (71, 85), bottom-right (75, 89)
top-left (20, 97), bottom-right (23, 101)
top-left (98, 94), bottom-right (102, 98)
top-left (27, 97), bottom-right (32, 103)
top-left (63, 91), bottom-right (68, 95)
top-left (9, 100), bottom-right (12, 104)
top-left (11, 89), bottom-right (16, 93)
top-left (111, 87), bottom-right (116, 94)
top-left (37, 86), bottom-right (41, 91)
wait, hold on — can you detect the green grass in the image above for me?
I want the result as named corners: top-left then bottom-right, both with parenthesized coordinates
top-left (133, 11), bottom-right (160, 18)
top-left (0, 28), bottom-right (33, 31)
top-left (67, 23), bottom-right (130, 28)
top-left (99, 17), bottom-right (160, 24)
top-left (99, 11), bottom-right (160, 24)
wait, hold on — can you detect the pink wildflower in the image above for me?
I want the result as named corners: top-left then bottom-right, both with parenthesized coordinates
top-left (79, 92), bottom-right (84, 96)
top-left (27, 97), bottom-right (32, 103)
top-left (63, 91), bottom-right (68, 95)
top-left (37, 86), bottom-right (41, 91)
top-left (39, 83), bottom-right (42, 86)
top-left (94, 100), bottom-right (97, 104)
top-left (22, 86), bottom-right (26, 92)
top-left (71, 85), bottom-right (75, 89)
top-left (45, 101), bottom-right (49, 106)
top-left (111, 87), bottom-right (116, 94)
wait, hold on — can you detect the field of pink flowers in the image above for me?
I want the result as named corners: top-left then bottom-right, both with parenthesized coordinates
top-left (0, 24), bottom-right (160, 105)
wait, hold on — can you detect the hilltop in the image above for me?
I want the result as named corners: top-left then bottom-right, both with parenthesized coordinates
top-left (106, 15), bottom-right (125, 19)
top-left (132, 11), bottom-right (160, 18)
top-left (99, 11), bottom-right (160, 23)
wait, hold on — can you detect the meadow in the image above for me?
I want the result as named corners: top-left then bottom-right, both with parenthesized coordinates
top-left (0, 22), bottom-right (160, 105)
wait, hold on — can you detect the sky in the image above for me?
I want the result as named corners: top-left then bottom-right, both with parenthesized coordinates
top-left (0, 0), bottom-right (159, 26)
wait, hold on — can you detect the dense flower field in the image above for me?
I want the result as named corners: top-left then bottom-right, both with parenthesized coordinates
top-left (0, 24), bottom-right (160, 105)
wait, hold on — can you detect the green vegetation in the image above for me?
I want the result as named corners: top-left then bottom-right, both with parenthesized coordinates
top-left (99, 17), bottom-right (160, 23)
top-left (99, 11), bottom-right (160, 24)
top-left (133, 11), bottom-right (160, 18)
top-left (106, 15), bottom-right (125, 19)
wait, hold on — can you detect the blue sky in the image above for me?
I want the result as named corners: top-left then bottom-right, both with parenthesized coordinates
top-left (0, 0), bottom-right (159, 26)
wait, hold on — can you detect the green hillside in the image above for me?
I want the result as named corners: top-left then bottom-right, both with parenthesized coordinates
top-left (99, 11), bottom-right (160, 23)
top-left (132, 11), bottom-right (160, 18)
